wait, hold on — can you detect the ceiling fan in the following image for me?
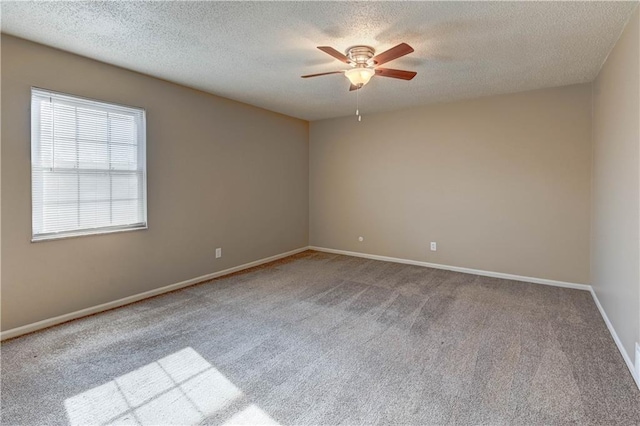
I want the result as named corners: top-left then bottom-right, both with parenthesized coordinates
top-left (301, 43), bottom-right (417, 91)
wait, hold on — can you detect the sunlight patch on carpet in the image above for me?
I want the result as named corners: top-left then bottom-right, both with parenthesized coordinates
top-left (64, 347), bottom-right (276, 425)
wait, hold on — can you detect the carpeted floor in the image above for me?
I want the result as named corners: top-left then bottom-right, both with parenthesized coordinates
top-left (2, 250), bottom-right (639, 425)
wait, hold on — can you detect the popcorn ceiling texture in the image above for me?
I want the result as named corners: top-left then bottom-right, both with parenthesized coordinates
top-left (0, 1), bottom-right (637, 120)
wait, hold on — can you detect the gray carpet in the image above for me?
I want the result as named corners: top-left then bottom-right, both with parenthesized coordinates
top-left (2, 250), bottom-right (639, 425)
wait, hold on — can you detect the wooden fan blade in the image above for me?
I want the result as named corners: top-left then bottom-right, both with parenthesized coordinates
top-left (375, 68), bottom-right (417, 80)
top-left (317, 46), bottom-right (351, 64)
top-left (372, 43), bottom-right (414, 65)
top-left (301, 71), bottom-right (344, 78)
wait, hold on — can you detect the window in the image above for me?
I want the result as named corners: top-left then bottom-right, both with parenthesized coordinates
top-left (31, 88), bottom-right (147, 241)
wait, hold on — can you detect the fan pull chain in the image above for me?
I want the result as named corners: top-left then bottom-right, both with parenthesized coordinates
top-left (356, 86), bottom-right (362, 122)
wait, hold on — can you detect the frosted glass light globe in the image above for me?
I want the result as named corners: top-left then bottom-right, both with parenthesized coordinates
top-left (345, 68), bottom-right (375, 86)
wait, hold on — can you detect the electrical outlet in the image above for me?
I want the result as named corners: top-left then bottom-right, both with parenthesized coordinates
top-left (215, 248), bottom-right (222, 259)
top-left (430, 242), bottom-right (437, 251)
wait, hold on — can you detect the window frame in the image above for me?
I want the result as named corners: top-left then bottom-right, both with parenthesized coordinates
top-left (30, 87), bottom-right (148, 242)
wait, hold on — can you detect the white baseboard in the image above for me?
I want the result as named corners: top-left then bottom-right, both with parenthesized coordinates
top-left (0, 246), bottom-right (309, 341)
top-left (636, 343), bottom-right (640, 384)
top-left (590, 288), bottom-right (640, 390)
top-left (308, 246), bottom-right (590, 291)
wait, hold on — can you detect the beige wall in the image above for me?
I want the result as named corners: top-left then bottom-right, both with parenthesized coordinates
top-left (591, 6), bottom-right (640, 362)
top-left (310, 84), bottom-right (592, 284)
top-left (1, 35), bottom-right (309, 331)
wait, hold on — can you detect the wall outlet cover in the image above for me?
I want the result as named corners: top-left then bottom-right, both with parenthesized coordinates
top-left (215, 248), bottom-right (222, 259)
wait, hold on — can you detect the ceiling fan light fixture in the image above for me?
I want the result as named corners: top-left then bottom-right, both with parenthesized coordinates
top-left (345, 68), bottom-right (375, 87)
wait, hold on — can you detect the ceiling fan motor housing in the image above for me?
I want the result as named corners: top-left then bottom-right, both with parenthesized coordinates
top-left (346, 46), bottom-right (376, 66)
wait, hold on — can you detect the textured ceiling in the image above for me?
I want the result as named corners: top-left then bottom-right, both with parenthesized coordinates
top-left (1, 1), bottom-right (637, 121)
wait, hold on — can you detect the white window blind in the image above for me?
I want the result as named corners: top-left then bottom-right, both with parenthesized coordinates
top-left (31, 88), bottom-right (147, 241)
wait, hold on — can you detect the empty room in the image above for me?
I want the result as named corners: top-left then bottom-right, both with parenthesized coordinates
top-left (1, 1), bottom-right (639, 425)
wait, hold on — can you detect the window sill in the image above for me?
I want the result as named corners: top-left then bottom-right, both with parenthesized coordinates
top-left (31, 224), bottom-right (148, 243)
